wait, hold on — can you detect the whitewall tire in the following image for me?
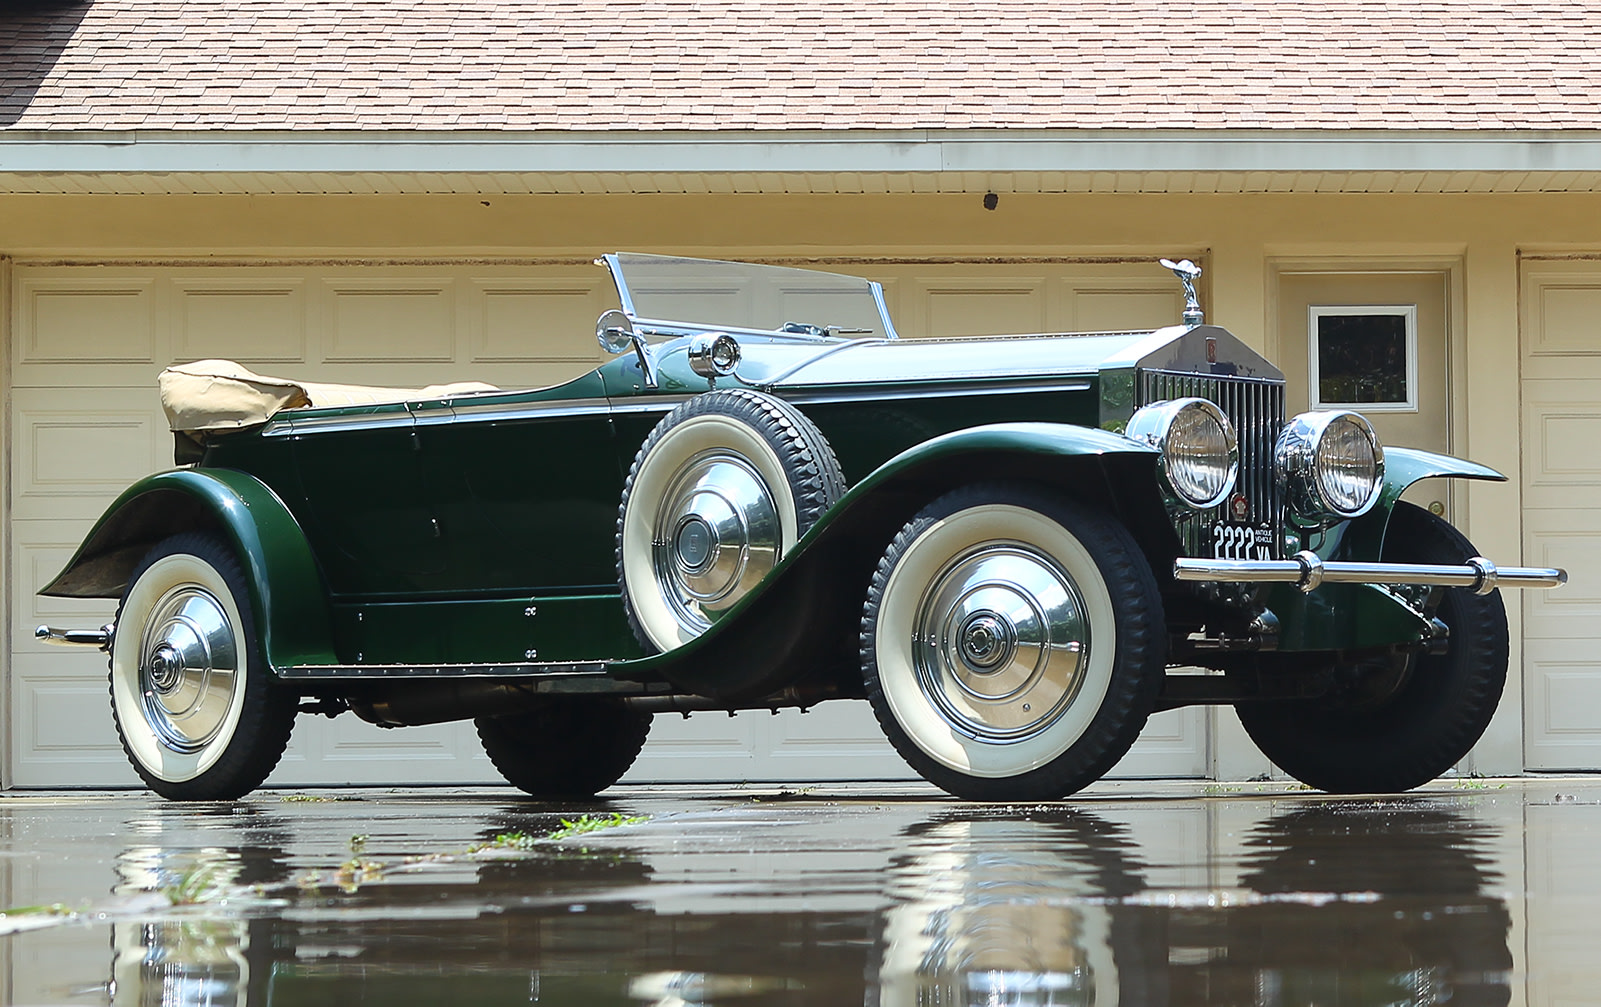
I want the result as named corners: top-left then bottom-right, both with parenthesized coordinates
top-left (110, 533), bottom-right (296, 800)
top-left (861, 484), bottom-right (1165, 800)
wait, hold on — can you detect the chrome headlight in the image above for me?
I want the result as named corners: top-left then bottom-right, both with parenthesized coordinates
top-left (1126, 397), bottom-right (1239, 509)
top-left (1275, 410), bottom-right (1385, 522)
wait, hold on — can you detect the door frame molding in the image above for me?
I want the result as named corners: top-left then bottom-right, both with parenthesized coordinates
top-left (2, 255), bottom-right (12, 789)
top-left (1266, 254), bottom-right (1468, 507)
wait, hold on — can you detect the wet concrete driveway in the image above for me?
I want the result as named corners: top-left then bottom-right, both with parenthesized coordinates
top-left (2, 778), bottom-right (1599, 1005)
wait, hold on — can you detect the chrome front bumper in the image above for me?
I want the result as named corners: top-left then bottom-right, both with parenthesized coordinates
top-left (1174, 552), bottom-right (1567, 595)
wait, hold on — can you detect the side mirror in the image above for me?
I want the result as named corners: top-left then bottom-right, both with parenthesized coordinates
top-left (596, 309), bottom-right (659, 389)
top-left (596, 309), bottom-right (636, 354)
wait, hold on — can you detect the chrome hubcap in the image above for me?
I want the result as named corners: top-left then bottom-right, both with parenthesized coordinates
top-left (653, 450), bottom-right (781, 634)
top-left (913, 544), bottom-right (1089, 741)
top-left (138, 587), bottom-right (239, 753)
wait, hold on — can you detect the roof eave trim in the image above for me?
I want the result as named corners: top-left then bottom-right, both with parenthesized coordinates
top-left (5, 128), bottom-right (1601, 175)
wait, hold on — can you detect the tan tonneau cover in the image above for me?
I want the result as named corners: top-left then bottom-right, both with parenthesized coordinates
top-left (159, 360), bottom-right (500, 434)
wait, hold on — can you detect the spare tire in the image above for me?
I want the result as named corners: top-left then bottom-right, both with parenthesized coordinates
top-left (617, 389), bottom-right (845, 653)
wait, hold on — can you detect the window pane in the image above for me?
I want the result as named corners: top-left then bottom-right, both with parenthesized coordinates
top-left (1316, 313), bottom-right (1409, 404)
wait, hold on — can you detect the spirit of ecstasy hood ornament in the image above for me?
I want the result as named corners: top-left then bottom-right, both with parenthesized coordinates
top-left (1160, 258), bottom-right (1204, 329)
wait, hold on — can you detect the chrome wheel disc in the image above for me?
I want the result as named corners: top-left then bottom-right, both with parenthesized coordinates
top-left (913, 544), bottom-right (1089, 742)
top-left (136, 585), bottom-right (240, 754)
top-left (651, 449), bottom-right (781, 635)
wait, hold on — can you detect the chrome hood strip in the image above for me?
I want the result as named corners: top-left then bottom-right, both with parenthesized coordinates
top-left (778, 378), bottom-right (1091, 405)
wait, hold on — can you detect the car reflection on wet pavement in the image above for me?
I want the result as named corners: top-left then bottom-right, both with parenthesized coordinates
top-left (0, 779), bottom-right (1595, 1005)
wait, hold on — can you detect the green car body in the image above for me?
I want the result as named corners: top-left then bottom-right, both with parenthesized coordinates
top-left (38, 254), bottom-right (1564, 801)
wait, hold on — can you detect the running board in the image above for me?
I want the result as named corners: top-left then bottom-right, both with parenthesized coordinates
top-left (278, 661), bottom-right (662, 695)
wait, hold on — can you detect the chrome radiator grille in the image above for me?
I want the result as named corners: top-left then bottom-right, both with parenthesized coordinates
top-left (1138, 368), bottom-right (1286, 559)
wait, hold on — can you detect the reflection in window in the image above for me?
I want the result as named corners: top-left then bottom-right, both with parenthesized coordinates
top-left (1309, 305), bottom-right (1418, 412)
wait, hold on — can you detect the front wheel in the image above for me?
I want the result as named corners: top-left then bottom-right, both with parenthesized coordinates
top-left (1235, 502), bottom-right (1510, 793)
top-left (110, 532), bottom-right (296, 800)
top-left (861, 484), bottom-right (1166, 801)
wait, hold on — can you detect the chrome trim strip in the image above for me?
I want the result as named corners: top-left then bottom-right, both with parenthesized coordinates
top-left (264, 394), bottom-right (701, 436)
top-left (778, 379), bottom-right (1092, 404)
top-left (279, 660), bottom-right (616, 679)
top-left (609, 395), bottom-right (696, 415)
top-left (262, 411), bottom-right (414, 438)
top-left (1173, 555), bottom-right (1568, 594)
top-left (448, 396), bottom-right (615, 423)
top-left (411, 408), bottom-right (458, 427)
top-left (260, 375), bottom-right (1094, 437)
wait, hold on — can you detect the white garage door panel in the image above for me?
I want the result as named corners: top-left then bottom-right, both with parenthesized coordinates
top-left (17, 277), bottom-right (158, 366)
top-left (11, 387), bottom-right (168, 522)
top-left (10, 652), bottom-right (134, 773)
top-left (1520, 381), bottom-right (1601, 511)
top-left (268, 720), bottom-right (495, 788)
top-left (1522, 510), bottom-right (1601, 641)
top-left (9, 259), bottom-right (1211, 789)
top-left (325, 278), bottom-right (457, 362)
top-left (918, 277), bottom-right (1049, 339)
top-left (1521, 259), bottom-right (1601, 769)
top-left (1109, 707), bottom-right (1209, 778)
top-left (173, 278), bottom-right (308, 362)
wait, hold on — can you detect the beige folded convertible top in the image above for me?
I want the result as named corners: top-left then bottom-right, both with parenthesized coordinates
top-left (159, 360), bottom-right (500, 434)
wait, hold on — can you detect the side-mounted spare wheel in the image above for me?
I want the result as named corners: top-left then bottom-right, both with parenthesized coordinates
top-left (617, 388), bottom-right (846, 653)
top-left (1235, 501), bottom-right (1510, 793)
top-left (110, 532), bottom-right (297, 800)
top-left (861, 483), bottom-right (1167, 801)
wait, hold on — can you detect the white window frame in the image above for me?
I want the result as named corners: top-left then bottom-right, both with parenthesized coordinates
top-left (1308, 304), bottom-right (1419, 413)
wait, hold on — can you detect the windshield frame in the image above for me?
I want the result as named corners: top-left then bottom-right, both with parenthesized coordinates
top-left (598, 253), bottom-right (900, 341)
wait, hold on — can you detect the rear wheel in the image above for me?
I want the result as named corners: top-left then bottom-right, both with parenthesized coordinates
top-left (861, 484), bottom-right (1165, 800)
top-left (476, 698), bottom-right (652, 799)
top-left (1236, 502), bottom-right (1510, 793)
top-left (110, 532), bottom-right (296, 800)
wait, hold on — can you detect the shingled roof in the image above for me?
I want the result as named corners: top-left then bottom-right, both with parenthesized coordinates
top-left (3, 0), bottom-right (1600, 132)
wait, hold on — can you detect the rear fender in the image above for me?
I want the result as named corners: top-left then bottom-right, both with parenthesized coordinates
top-left (40, 469), bottom-right (336, 670)
top-left (619, 422), bottom-right (1164, 698)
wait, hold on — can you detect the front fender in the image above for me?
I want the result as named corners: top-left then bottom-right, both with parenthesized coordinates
top-left (40, 469), bottom-right (336, 671)
top-left (1264, 447), bottom-right (1509, 652)
top-left (617, 422), bottom-right (1161, 698)
top-left (1332, 447), bottom-right (1507, 563)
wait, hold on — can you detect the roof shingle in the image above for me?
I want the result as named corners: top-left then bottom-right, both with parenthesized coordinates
top-left (3, 0), bottom-right (1600, 131)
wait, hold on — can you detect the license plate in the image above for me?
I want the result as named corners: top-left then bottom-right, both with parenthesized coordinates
top-left (1212, 522), bottom-right (1274, 561)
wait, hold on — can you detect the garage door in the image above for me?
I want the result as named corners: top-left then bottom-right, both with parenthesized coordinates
top-left (1521, 257), bottom-right (1601, 769)
top-left (7, 258), bottom-right (1205, 788)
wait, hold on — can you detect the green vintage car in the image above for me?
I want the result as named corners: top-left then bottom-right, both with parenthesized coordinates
top-left (37, 254), bottom-right (1566, 802)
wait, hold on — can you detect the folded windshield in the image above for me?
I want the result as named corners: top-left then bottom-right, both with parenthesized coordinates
top-left (603, 253), bottom-right (897, 339)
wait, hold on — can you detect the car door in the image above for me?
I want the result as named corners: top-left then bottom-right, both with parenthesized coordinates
top-left (289, 402), bottom-right (447, 596)
top-left (411, 372), bottom-right (624, 596)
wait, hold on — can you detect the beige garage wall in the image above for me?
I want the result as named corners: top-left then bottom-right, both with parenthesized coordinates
top-left (4, 188), bottom-right (1599, 783)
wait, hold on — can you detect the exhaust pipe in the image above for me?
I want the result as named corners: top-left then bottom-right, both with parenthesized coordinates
top-left (348, 681), bottom-right (547, 728)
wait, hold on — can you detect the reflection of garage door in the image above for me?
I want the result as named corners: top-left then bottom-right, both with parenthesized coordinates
top-left (8, 259), bottom-right (1204, 788)
top-left (1521, 258), bottom-right (1601, 769)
